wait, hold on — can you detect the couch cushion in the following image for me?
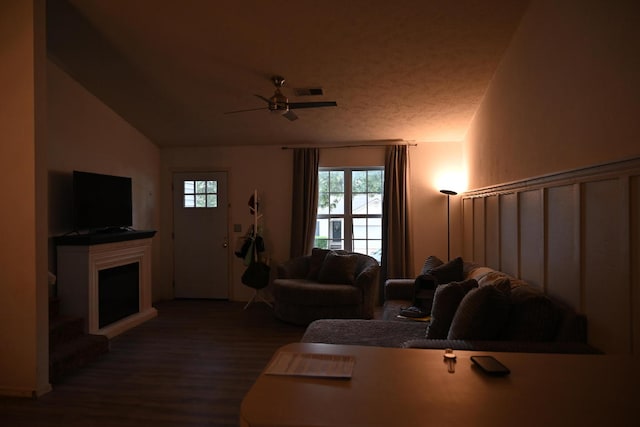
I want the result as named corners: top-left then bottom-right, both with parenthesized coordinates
top-left (447, 284), bottom-right (510, 340)
top-left (302, 319), bottom-right (427, 347)
top-left (428, 256), bottom-right (464, 284)
top-left (502, 285), bottom-right (559, 341)
top-left (306, 248), bottom-right (331, 280)
top-left (317, 251), bottom-right (359, 284)
top-left (273, 279), bottom-right (361, 305)
top-left (425, 279), bottom-right (478, 339)
top-left (555, 308), bottom-right (588, 343)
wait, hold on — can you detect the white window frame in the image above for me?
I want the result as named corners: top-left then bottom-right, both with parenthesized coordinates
top-left (183, 180), bottom-right (218, 208)
top-left (315, 167), bottom-right (383, 261)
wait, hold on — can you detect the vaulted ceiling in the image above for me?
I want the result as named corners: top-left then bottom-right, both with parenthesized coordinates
top-left (47, 0), bottom-right (530, 147)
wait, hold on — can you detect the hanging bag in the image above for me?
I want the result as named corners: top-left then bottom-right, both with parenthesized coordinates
top-left (234, 235), bottom-right (252, 259)
top-left (241, 244), bottom-right (270, 289)
top-left (241, 260), bottom-right (270, 290)
top-left (234, 225), bottom-right (255, 259)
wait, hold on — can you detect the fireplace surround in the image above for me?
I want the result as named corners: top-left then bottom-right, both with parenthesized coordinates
top-left (56, 231), bottom-right (157, 338)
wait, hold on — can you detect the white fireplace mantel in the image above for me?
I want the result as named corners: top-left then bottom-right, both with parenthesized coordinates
top-left (57, 232), bottom-right (157, 339)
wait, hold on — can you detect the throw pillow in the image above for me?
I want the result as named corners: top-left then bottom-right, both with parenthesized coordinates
top-left (427, 256), bottom-right (464, 284)
top-left (425, 279), bottom-right (478, 339)
top-left (447, 285), bottom-right (511, 340)
top-left (306, 248), bottom-right (331, 280)
top-left (419, 255), bottom-right (444, 275)
top-left (502, 285), bottom-right (559, 341)
top-left (481, 276), bottom-right (511, 293)
top-left (478, 271), bottom-right (511, 288)
top-left (317, 251), bottom-right (359, 284)
top-left (414, 274), bottom-right (438, 293)
top-left (412, 274), bottom-right (438, 316)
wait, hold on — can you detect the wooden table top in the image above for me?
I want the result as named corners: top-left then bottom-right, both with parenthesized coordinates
top-left (240, 342), bottom-right (639, 427)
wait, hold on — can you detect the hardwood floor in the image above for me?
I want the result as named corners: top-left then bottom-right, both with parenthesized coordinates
top-left (0, 300), bottom-right (306, 427)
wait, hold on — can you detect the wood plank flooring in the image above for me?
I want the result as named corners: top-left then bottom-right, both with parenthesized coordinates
top-left (0, 300), bottom-right (306, 427)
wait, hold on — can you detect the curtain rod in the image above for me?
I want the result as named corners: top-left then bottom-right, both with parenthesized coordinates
top-left (281, 141), bottom-right (417, 150)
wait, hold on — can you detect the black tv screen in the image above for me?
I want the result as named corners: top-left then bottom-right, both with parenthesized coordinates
top-left (73, 170), bottom-right (133, 232)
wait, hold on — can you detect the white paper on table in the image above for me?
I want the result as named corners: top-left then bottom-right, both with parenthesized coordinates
top-left (265, 352), bottom-right (355, 379)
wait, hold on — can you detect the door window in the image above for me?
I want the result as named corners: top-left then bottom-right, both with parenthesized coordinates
top-left (183, 180), bottom-right (218, 208)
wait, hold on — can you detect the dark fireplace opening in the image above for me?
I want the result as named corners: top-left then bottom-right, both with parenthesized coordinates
top-left (98, 262), bottom-right (140, 328)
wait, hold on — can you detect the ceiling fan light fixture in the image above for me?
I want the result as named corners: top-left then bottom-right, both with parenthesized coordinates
top-left (282, 110), bottom-right (298, 121)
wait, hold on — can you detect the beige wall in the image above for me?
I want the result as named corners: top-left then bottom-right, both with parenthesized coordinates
top-left (44, 63), bottom-right (464, 306)
top-left (159, 143), bottom-right (463, 301)
top-left (46, 60), bottom-right (161, 233)
top-left (303, 144), bottom-right (463, 275)
top-left (459, 159), bottom-right (640, 354)
top-left (461, 0), bottom-right (640, 354)
top-left (10, 0), bottom-right (639, 397)
top-left (159, 146), bottom-right (292, 301)
top-left (408, 142), bottom-right (465, 271)
top-left (465, 0), bottom-right (640, 189)
top-left (0, 0), bottom-right (49, 397)
top-left (46, 60), bottom-right (161, 282)
top-left (21, 0), bottom-right (640, 394)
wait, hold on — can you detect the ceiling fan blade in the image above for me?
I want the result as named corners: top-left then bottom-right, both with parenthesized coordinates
top-left (288, 101), bottom-right (337, 109)
top-left (223, 107), bottom-right (267, 115)
top-left (282, 110), bottom-right (298, 121)
top-left (229, 77), bottom-right (335, 120)
top-left (254, 94), bottom-right (272, 104)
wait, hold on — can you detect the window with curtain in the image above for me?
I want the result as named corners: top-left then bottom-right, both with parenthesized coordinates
top-left (314, 167), bottom-right (384, 262)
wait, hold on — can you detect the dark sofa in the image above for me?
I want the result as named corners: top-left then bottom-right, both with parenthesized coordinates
top-left (302, 257), bottom-right (599, 354)
top-left (272, 249), bottom-right (380, 325)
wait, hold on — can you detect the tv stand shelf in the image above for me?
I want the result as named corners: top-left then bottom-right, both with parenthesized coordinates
top-left (56, 231), bottom-right (157, 339)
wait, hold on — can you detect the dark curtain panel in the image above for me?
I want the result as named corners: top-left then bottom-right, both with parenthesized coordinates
top-left (289, 148), bottom-right (319, 258)
top-left (381, 145), bottom-right (413, 302)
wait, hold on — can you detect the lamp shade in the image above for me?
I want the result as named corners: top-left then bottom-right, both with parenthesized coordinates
top-left (440, 189), bottom-right (457, 196)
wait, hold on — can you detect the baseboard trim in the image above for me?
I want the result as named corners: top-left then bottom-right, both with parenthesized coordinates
top-left (0, 382), bottom-right (52, 398)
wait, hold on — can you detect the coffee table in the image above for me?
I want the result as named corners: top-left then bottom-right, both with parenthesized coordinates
top-left (240, 342), bottom-right (638, 426)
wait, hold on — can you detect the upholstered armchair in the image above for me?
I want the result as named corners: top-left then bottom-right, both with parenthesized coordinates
top-left (272, 249), bottom-right (380, 325)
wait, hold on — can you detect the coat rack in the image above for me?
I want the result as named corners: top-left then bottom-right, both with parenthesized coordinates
top-left (243, 190), bottom-right (272, 310)
top-left (251, 190), bottom-right (261, 257)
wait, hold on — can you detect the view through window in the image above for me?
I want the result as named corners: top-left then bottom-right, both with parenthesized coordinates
top-left (183, 180), bottom-right (218, 208)
top-left (315, 168), bottom-right (383, 262)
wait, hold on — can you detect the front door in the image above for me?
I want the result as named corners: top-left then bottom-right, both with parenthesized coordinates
top-left (172, 172), bottom-right (229, 299)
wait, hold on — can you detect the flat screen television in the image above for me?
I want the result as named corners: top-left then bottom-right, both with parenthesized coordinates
top-left (73, 170), bottom-right (133, 232)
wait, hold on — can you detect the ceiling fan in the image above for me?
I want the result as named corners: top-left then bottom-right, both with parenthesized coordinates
top-left (224, 76), bottom-right (337, 121)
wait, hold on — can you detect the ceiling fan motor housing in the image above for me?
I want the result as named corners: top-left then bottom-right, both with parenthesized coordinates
top-left (269, 88), bottom-right (289, 112)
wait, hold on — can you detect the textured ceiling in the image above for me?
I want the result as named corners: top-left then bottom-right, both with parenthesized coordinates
top-left (47, 0), bottom-right (530, 147)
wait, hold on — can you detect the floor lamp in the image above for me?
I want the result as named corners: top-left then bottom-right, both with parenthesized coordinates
top-left (440, 189), bottom-right (457, 261)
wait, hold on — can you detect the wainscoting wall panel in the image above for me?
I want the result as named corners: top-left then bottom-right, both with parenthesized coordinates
top-left (519, 190), bottom-right (544, 289)
top-left (462, 198), bottom-right (474, 262)
top-left (499, 193), bottom-right (519, 278)
top-left (631, 176), bottom-right (640, 355)
top-left (460, 157), bottom-right (640, 355)
top-left (583, 178), bottom-right (630, 354)
top-left (485, 195), bottom-right (500, 269)
top-left (473, 197), bottom-right (485, 265)
top-left (546, 184), bottom-right (580, 309)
